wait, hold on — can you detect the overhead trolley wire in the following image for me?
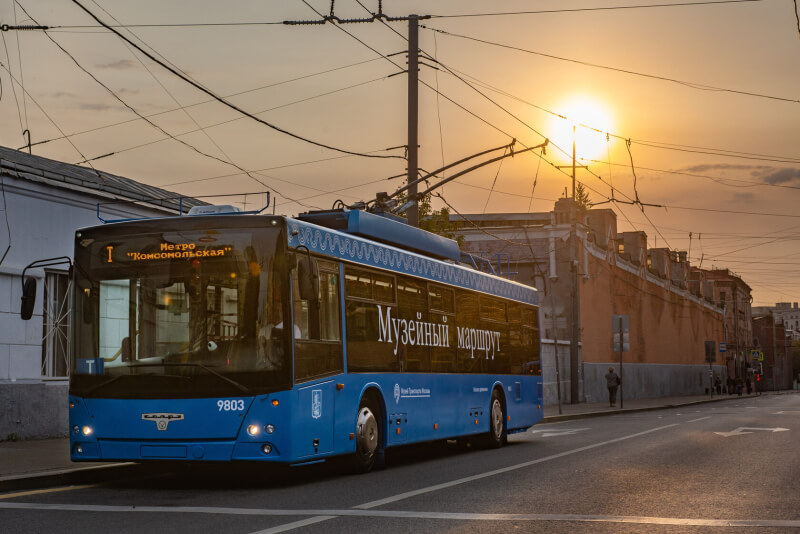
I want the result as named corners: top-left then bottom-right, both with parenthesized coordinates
top-left (66, 0), bottom-right (405, 160)
top-left (421, 25), bottom-right (800, 105)
top-left (429, 0), bottom-right (764, 18)
top-left (15, 56), bottom-right (386, 151)
top-left (434, 62), bottom-right (800, 166)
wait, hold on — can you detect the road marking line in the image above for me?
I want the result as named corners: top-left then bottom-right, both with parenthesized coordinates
top-left (0, 484), bottom-right (101, 500)
top-left (687, 417), bottom-right (711, 423)
top-left (249, 516), bottom-right (337, 534)
top-left (0, 423), bottom-right (680, 534)
top-left (0, 502), bottom-right (798, 528)
top-left (355, 424), bottom-right (678, 510)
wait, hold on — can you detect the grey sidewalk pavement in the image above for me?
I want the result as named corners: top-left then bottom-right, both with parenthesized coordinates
top-left (0, 390), bottom-right (795, 492)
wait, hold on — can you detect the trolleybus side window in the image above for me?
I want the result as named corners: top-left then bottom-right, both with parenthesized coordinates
top-left (428, 284), bottom-right (456, 373)
top-left (455, 291), bottom-right (481, 374)
top-left (344, 267), bottom-right (398, 372)
top-left (396, 277), bottom-right (430, 373)
top-left (521, 306), bottom-right (542, 375)
top-left (292, 259), bottom-right (343, 382)
top-left (481, 296), bottom-right (510, 375)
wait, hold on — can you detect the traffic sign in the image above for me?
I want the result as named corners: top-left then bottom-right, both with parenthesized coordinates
top-left (750, 349), bottom-right (764, 362)
top-left (719, 342), bottom-right (727, 353)
top-left (612, 315), bottom-right (630, 352)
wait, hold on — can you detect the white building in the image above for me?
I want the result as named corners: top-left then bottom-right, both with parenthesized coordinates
top-left (0, 146), bottom-right (203, 439)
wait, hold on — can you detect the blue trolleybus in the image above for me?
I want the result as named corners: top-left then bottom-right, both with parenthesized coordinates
top-left (67, 207), bottom-right (543, 471)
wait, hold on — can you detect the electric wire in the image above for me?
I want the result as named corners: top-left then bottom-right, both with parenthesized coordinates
top-left (85, 0), bottom-right (280, 206)
top-left (15, 56), bottom-right (386, 151)
top-left (0, 30), bottom-right (25, 141)
top-left (436, 61), bottom-right (800, 166)
top-left (75, 74), bottom-right (389, 165)
top-left (0, 159), bottom-right (11, 265)
top-left (18, 3), bottom-right (274, 190)
top-left (67, 0), bottom-right (406, 160)
top-left (482, 147), bottom-right (508, 214)
top-left (421, 25), bottom-right (800, 105)
top-left (12, 2), bottom-right (28, 133)
top-left (429, 0), bottom-right (764, 18)
top-left (582, 158), bottom-right (800, 192)
top-left (0, 59), bottom-right (104, 179)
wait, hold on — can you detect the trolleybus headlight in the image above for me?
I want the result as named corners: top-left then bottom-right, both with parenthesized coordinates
top-left (81, 426), bottom-right (93, 436)
top-left (72, 425), bottom-right (80, 435)
top-left (247, 424), bottom-right (260, 436)
top-left (264, 424), bottom-right (275, 434)
top-left (75, 445), bottom-right (83, 454)
top-left (261, 444), bottom-right (272, 455)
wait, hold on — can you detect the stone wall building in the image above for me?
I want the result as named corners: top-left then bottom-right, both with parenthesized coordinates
top-left (752, 314), bottom-right (793, 391)
top-left (700, 268), bottom-right (753, 380)
top-left (0, 147), bottom-right (203, 439)
top-left (452, 199), bottom-right (727, 405)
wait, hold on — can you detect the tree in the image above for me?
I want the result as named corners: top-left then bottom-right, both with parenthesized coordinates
top-left (397, 193), bottom-right (464, 245)
top-left (575, 182), bottom-right (592, 210)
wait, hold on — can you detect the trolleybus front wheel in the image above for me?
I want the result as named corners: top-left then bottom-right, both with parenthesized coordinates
top-left (485, 389), bottom-right (507, 449)
top-left (352, 398), bottom-right (382, 473)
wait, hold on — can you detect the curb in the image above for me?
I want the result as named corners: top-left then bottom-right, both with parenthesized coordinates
top-left (0, 462), bottom-right (140, 494)
top-left (542, 393), bottom-right (763, 423)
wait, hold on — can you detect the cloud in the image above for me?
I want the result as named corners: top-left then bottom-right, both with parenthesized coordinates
top-left (682, 163), bottom-right (770, 173)
top-left (681, 163), bottom-right (800, 186)
top-left (96, 59), bottom-right (138, 70)
top-left (76, 102), bottom-right (118, 111)
top-left (756, 167), bottom-right (800, 185)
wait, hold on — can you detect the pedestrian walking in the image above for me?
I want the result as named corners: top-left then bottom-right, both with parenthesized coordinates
top-left (605, 366), bottom-right (621, 407)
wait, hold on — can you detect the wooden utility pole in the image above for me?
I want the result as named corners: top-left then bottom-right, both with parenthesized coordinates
top-left (283, 9), bottom-right (429, 226)
top-left (556, 126), bottom-right (588, 403)
top-left (406, 15), bottom-right (420, 227)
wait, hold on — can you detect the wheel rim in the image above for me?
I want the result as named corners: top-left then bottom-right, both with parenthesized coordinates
top-left (491, 398), bottom-right (503, 440)
top-left (356, 407), bottom-right (378, 458)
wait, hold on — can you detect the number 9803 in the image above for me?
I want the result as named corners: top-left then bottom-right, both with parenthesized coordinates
top-left (217, 399), bottom-right (245, 411)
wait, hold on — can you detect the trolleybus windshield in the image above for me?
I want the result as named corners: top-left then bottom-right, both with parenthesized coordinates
top-left (70, 220), bottom-right (290, 398)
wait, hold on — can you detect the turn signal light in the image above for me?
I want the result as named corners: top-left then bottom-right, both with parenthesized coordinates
top-left (271, 399), bottom-right (279, 406)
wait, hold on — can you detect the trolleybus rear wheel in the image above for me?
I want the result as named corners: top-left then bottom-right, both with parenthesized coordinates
top-left (485, 390), bottom-right (507, 449)
top-left (352, 398), bottom-right (381, 473)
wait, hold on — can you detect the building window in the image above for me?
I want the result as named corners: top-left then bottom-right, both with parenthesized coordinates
top-left (42, 271), bottom-right (71, 378)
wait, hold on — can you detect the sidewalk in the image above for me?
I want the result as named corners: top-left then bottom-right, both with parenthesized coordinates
top-left (0, 390), bottom-right (793, 492)
top-left (542, 391), bottom-right (763, 422)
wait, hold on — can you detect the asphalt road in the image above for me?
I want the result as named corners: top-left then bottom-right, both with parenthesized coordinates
top-left (1, 394), bottom-right (798, 533)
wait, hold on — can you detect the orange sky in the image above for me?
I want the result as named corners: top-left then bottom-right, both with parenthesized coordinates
top-left (1, 0), bottom-right (798, 305)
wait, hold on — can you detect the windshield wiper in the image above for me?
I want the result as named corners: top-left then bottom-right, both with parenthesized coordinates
top-left (127, 362), bottom-right (253, 394)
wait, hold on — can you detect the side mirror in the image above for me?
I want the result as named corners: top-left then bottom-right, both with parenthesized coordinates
top-left (298, 256), bottom-right (319, 302)
top-left (20, 278), bottom-right (37, 320)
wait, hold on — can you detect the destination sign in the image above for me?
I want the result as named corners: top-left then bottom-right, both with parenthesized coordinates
top-left (103, 242), bottom-right (233, 263)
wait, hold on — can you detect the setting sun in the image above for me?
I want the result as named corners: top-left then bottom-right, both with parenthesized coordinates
top-left (548, 96), bottom-right (614, 163)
